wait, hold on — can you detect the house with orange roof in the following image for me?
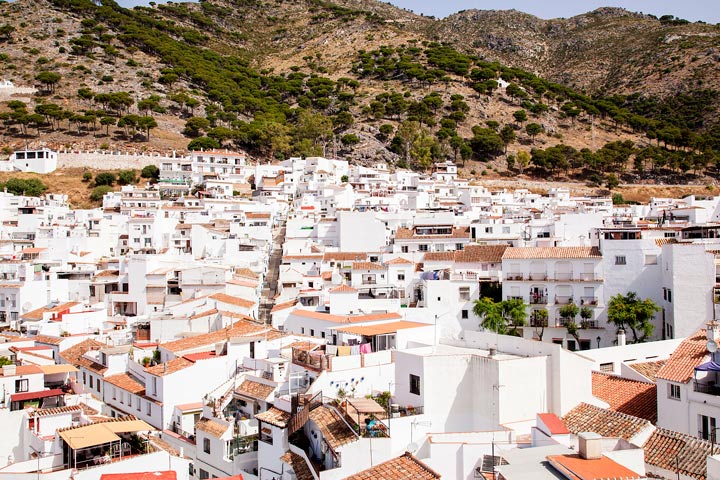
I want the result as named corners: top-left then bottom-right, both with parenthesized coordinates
top-left (656, 323), bottom-right (720, 440)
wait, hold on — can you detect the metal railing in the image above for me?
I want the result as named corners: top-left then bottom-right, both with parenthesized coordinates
top-left (529, 296), bottom-right (547, 305)
top-left (695, 382), bottom-right (720, 396)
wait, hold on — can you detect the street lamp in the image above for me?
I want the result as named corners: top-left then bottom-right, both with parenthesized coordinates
top-left (596, 336), bottom-right (601, 349)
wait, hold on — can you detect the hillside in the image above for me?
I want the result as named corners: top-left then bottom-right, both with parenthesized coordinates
top-left (0, 0), bottom-right (719, 190)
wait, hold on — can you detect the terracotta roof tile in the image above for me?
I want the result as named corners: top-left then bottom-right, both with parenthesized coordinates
top-left (195, 417), bottom-right (229, 439)
top-left (59, 339), bottom-right (106, 365)
top-left (591, 372), bottom-right (657, 422)
top-left (0, 365), bottom-right (42, 376)
top-left (29, 405), bottom-right (82, 417)
top-left (161, 319), bottom-right (272, 354)
top-left (30, 334), bottom-right (64, 346)
top-left (234, 268), bottom-right (259, 280)
top-left (629, 360), bottom-right (666, 382)
top-left (329, 284), bottom-right (358, 293)
top-left (422, 252), bottom-right (455, 262)
top-left (189, 309), bottom-right (218, 320)
top-left (308, 405), bottom-right (357, 450)
top-left (454, 245), bottom-right (508, 263)
top-left (289, 309), bottom-right (401, 324)
top-left (271, 300), bottom-right (298, 313)
top-left (280, 450), bottom-right (315, 480)
top-left (322, 252), bottom-right (368, 262)
top-left (385, 257), bottom-right (414, 265)
top-left (656, 329), bottom-right (708, 383)
top-left (345, 452), bottom-right (441, 480)
top-left (561, 403), bottom-right (652, 441)
top-left (105, 373), bottom-right (146, 395)
top-left (77, 355), bottom-right (108, 375)
top-left (145, 358), bottom-right (194, 377)
top-left (255, 407), bottom-right (291, 428)
top-left (351, 262), bottom-right (385, 271)
top-left (644, 427), bottom-right (710, 480)
top-left (210, 292), bottom-right (255, 309)
top-left (502, 247), bottom-right (602, 259)
top-left (537, 413), bottom-right (570, 435)
top-left (236, 380), bottom-right (275, 400)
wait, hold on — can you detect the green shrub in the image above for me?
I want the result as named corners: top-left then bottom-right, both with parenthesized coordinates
top-left (94, 172), bottom-right (116, 186)
top-left (0, 178), bottom-right (47, 196)
top-left (117, 170), bottom-right (137, 185)
top-left (90, 185), bottom-right (113, 201)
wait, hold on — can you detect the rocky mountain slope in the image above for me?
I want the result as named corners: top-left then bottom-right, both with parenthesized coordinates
top-left (0, 0), bottom-right (718, 185)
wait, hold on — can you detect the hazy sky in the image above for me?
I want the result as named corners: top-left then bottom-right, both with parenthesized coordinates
top-left (116, 0), bottom-right (720, 24)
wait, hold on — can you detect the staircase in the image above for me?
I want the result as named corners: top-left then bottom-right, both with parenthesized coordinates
top-left (259, 218), bottom-right (286, 324)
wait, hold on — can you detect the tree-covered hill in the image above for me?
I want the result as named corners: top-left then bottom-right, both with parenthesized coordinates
top-left (1, 0), bottom-right (720, 185)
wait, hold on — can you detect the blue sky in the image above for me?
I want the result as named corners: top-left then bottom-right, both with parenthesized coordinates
top-left (116, 0), bottom-right (720, 24)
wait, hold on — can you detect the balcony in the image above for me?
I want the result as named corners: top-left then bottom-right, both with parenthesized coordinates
top-left (506, 296), bottom-right (524, 302)
top-left (694, 381), bottom-right (720, 396)
top-left (529, 295), bottom-right (548, 305)
top-left (580, 297), bottom-right (598, 306)
top-left (555, 296), bottom-right (573, 305)
top-left (529, 273), bottom-right (548, 281)
top-left (577, 273), bottom-right (601, 282)
top-left (554, 273), bottom-right (573, 281)
top-left (505, 274), bottom-right (525, 281)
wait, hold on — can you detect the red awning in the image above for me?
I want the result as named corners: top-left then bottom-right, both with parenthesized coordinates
top-left (10, 388), bottom-right (63, 403)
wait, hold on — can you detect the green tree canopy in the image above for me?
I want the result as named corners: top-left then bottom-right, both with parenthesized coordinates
top-left (472, 297), bottom-right (527, 336)
top-left (607, 292), bottom-right (659, 343)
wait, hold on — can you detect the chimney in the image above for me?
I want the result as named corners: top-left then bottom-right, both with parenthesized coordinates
top-left (488, 347), bottom-right (496, 357)
top-left (707, 321), bottom-right (720, 343)
top-left (578, 432), bottom-right (603, 460)
top-left (617, 329), bottom-right (626, 347)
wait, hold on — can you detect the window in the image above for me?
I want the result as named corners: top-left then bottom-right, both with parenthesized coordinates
top-left (321, 332), bottom-right (326, 339)
top-left (15, 379), bottom-right (28, 393)
top-left (401, 246), bottom-right (409, 253)
top-left (409, 374), bottom-right (420, 395)
top-left (459, 287), bottom-right (470, 301)
top-left (644, 255), bottom-right (658, 265)
top-left (89, 376), bottom-right (94, 389)
top-left (599, 363), bottom-right (614, 373)
top-left (310, 329), bottom-right (315, 337)
top-left (146, 401), bottom-right (152, 415)
top-left (667, 289), bottom-right (672, 303)
top-left (461, 310), bottom-right (468, 319)
top-left (418, 244), bottom-right (429, 252)
top-left (301, 327), bottom-right (305, 334)
top-left (615, 256), bottom-right (626, 265)
top-left (456, 243), bottom-right (464, 250)
top-left (203, 438), bottom-right (211, 454)
top-left (96, 381), bottom-right (100, 392)
top-left (669, 384), bottom-right (681, 400)
top-left (398, 271), bottom-right (405, 281)
top-left (199, 469), bottom-right (209, 480)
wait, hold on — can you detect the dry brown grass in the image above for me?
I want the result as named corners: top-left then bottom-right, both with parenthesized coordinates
top-left (0, 168), bottom-right (122, 209)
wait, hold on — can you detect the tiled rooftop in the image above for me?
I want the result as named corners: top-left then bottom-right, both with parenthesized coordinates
top-left (59, 339), bottom-right (106, 365)
top-left (454, 245), bottom-right (508, 263)
top-left (561, 403), bottom-right (652, 441)
top-left (591, 372), bottom-right (657, 422)
top-left (547, 453), bottom-right (642, 480)
top-left (255, 407), bottom-right (291, 428)
top-left (345, 452), bottom-right (441, 480)
top-left (308, 405), bottom-right (357, 450)
top-left (502, 246), bottom-right (602, 259)
top-left (105, 373), bottom-right (146, 395)
top-left (351, 262), bottom-right (385, 271)
top-left (656, 330), bottom-right (708, 383)
top-left (145, 358), bottom-right (194, 377)
top-left (160, 319), bottom-right (272, 353)
top-left (628, 360), bottom-right (666, 382)
top-left (236, 380), bottom-right (275, 400)
top-left (195, 417), bottom-right (229, 438)
top-left (280, 450), bottom-right (315, 480)
top-left (209, 292), bottom-right (255, 308)
top-left (644, 427), bottom-right (711, 480)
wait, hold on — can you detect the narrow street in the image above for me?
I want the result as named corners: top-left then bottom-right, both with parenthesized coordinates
top-left (258, 217), bottom-right (286, 324)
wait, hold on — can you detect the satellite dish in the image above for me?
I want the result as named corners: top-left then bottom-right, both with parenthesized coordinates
top-left (406, 442), bottom-right (418, 453)
top-left (708, 339), bottom-right (718, 354)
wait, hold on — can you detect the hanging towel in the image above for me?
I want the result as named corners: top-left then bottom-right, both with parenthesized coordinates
top-left (360, 343), bottom-right (372, 354)
top-left (326, 345), bottom-right (338, 356)
top-left (338, 346), bottom-right (351, 356)
top-left (350, 345), bottom-right (361, 356)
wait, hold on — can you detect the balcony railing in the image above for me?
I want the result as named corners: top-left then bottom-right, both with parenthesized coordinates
top-left (555, 296), bottom-right (573, 305)
top-left (577, 273), bottom-right (601, 282)
top-left (580, 297), bottom-right (598, 306)
top-left (529, 295), bottom-right (548, 305)
top-left (529, 273), bottom-right (548, 281)
top-left (694, 381), bottom-right (720, 396)
top-left (506, 296), bottom-right (524, 301)
top-left (505, 274), bottom-right (524, 281)
top-left (555, 273), bottom-right (573, 281)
